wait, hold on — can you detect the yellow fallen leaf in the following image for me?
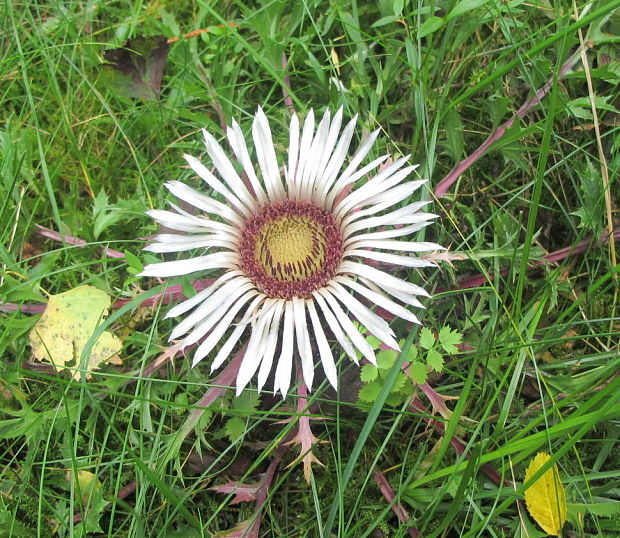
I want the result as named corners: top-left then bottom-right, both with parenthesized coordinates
top-left (29, 285), bottom-right (122, 379)
top-left (66, 470), bottom-right (103, 505)
top-left (524, 452), bottom-right (567, 536)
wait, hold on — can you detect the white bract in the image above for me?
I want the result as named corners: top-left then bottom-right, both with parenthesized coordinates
top-left (140, 108), bottom-right (443, 396)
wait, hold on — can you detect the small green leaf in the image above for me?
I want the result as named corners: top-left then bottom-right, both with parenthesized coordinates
top-left (92, 190), bottom-right (144, 239)
top-left (358, 381), bottom-right (381, 403)
top-left (447, 0), bottom-right (491, 20)
top-left (392, 0), bottom-right (404, 17)
top-left (180, 279), bottom-right (197, 301)
top-left (233, 391), bottom-right (261, 413)
top-left (405, 345), bottom-right (419, 362)
top-left (438, 326), bottom-right (462, 354)
top-left (418, 16), bottom-right (444, 38)
top-left (571, 159), bottom-right (604, 234)
top-left (443, 109), bottom-right (464, 160)
top-left (224, 417), bottom-right (246, 442)
top-left (385, 392), bottom-right (405, 406)
top-left (360, 364), bottom-right (379, 383)
top-left (100, 35), bottom-right (169, 100)
top-left (566, 96), bottom-right (619, 120)
top-left (391, 372), bottom-right (409, 394)
top-left (377, 349), bottom-right (398, 370)
top-left (124, 250), bottom-right (143, 272)
top-left (93, 189), bottom-right (109, 216)
top-left (409, 362), bottom-right (428, 385)
top-left (371, 15), bottom-right (399, 28)
top-left (426, 349), bottom-right (444, 372)
top-left (366, 334), bottom-right (382, 349)
top-left (419, 327), bottom-right (435, 350)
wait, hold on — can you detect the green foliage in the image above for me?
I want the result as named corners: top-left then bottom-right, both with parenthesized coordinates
top-left (217, 391), bottom-right (262, 443)
top-left (2, 0), bottom-right (619, 535)
top-left (92, 190), bottom-right (144, 240)
top-left (571, 159), bottom-right (605, 236)
top-left (358, 327), bottom-right (463, 406)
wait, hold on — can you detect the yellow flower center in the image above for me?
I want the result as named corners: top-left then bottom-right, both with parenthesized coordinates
top-left (239, 200), bottom-right (343, 299)
top-left (255, 215), bottom-right (326, 282)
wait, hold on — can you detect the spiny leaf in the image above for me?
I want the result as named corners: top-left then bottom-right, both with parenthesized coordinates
top-left (100, 35), bottom-right (169, 100)
top-left (29, 285), bottom-right (122, 380)
top-left (524, 452), bottom-right (567, 536)
top-left (209, 481), bottom-right (260, 505)
top-left (571, 159), bottom-right (604, 234)
top-left (285, 413), bottom-right (324, 483)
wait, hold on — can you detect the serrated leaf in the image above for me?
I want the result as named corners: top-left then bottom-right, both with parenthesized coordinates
top-left (405, 344), bottom-right (419, 362)
top-left (366, 334), bottom-right (382, 349)
top-left (566, 95), bottom-right (619, 120)
top-left (224, 417), bottom-right (246, 442)
top-left (93, 190), bottom-right (145, 239)
top-left (391, 372), bottom-right (409, 394)
top-left (29, 285), bottom-right (122, 380)
top-left (385, 391), bottom-right (405, 406)
top-left (409, 361), bottom-right (428, 385)
top-left (100, 35), bottom-right (169, 100)
top-left (376, 349), bottom-right (398, 370)
top-left (438, 326), bottom-right (462, 354)
top-left (419, 327), bottom-right (435, 350)
top-left (232, 391), bottom-right (261, 413)
top-left (358, 381), bottom-right (381, 403)
top-left (426, 349), bottom-right (444, 372)
top-left (524, 452), bottom-right (567, 536)
top-left (92, 189), bottom-right (109, 216)
top-left (571, 159), bottom-right (604, 233)
top-left (360, 364), bottom-right (379, 383)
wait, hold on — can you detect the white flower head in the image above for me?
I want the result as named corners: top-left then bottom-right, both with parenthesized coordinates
top-left (140, 108), bottom-right (443, 396)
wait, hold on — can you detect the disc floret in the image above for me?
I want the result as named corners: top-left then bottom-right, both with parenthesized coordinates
top-left (239, 200), bottom-right (343, 300)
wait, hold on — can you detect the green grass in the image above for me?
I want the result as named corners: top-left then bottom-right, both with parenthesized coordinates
top-left (1, 0), bottom-right (619, 536)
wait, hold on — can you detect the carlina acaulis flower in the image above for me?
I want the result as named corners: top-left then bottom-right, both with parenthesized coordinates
top-left (139, 107), bottom-right (444, 396)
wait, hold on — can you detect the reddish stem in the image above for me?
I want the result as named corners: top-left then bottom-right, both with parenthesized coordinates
top-left (281, 53), bottom-right (294, 117)
top-left (111, 278), bottom-right (215, 310)
top-left (454, 226), bottom-right (620, 291)
top-left (239, 443), bottom-right (288, 538)
top-left (372, 469), bottom-right (419, 537)
top-left (434, 49), bottom-right (582, 197)
top-left (35, 225), bottom-right (125, 259)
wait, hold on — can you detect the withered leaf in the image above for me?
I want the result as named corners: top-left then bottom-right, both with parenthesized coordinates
top-left (100, 35), bottom-right (169, 100)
